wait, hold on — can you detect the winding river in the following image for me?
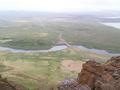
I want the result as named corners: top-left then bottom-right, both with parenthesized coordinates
top-left (0, 17), bottom-right (120, 55)
top-left (0, 45), bottom-right (119, 56)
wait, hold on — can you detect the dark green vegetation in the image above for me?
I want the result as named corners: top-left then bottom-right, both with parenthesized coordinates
top-left (0, 13), bottom-right (120, 53)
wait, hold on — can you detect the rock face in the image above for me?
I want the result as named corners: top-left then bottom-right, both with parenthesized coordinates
top-left (58, 56), bottom-right (120, 90)
top-left (0, 75), bottom-right (27, 90)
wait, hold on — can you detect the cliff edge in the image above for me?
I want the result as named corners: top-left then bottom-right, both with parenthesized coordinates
top-left (58, 56), bottom-right (120, 90)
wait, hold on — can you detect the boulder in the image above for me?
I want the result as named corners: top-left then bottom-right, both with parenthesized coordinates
top-left (0, 75), bottom-right (27, 90)
top-left (58, 56), bottom-right (120, 90)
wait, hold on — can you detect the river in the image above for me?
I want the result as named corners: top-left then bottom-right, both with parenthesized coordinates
top-left (0, 45), bottom-right (119, 56)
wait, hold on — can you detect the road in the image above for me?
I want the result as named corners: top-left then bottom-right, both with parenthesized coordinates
top-left (59, 33), bottom-right (71, 47)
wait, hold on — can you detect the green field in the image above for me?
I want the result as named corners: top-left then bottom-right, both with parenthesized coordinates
top-left (0, 15), bottom-right (120, 53)
top-left (0, 48), bottom-right (110, 90)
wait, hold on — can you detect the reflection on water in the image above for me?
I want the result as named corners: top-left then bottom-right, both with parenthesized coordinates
top-left (0, 45), bottom-right (120, 56)
top-left (102, 23), bottom-right (120, 29)
top-left (74, 46), bottom-right (109, 54)
top-left (0, 45), bottom-right (68, 53)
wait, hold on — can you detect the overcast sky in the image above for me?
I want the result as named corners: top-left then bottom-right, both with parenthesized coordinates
top-left (0, 0), bottom-right (120, 12)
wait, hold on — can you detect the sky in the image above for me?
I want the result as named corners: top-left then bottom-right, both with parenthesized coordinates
top-left (0, 0), bottom-right (120, 12)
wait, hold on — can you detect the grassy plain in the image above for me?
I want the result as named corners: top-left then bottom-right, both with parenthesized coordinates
top-left (0, 48), bottom-right (110, 90)
top-left (0, 16), bottom-right (120, 52)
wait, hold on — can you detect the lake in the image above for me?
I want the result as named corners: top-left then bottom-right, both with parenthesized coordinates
top-left (102, 23), bottom-right (120, 29)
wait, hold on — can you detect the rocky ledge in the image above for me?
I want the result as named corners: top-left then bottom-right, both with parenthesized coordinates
top-left (58, 56), bottom-right (120, 90)
top-left (0, 75), bottom-right (27, 90)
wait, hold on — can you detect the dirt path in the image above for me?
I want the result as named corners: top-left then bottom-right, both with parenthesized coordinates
top-left (61, 60), bottom-right (84, 73)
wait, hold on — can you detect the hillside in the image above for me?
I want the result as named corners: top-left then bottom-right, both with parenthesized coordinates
top-left (0, 12), bottom-right (120, 90)
top-left (58, 56), bottom-right (120, 90)
top-left (0, 48), bottom-right (110, 90)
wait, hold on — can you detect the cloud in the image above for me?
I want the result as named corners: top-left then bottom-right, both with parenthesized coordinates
top-left (0, 0), bottom-right (120, 12)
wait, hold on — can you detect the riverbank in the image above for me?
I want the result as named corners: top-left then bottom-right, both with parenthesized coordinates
top-left (0, 45), bottom-right (119, 56)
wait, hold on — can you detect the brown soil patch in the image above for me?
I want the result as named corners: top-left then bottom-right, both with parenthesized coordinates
top-left (61, 60), bottom-right (84, 72)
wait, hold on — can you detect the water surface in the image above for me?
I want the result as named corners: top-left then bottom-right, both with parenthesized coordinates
top-left (102, 23), bottom-right (120, 29)
top-left (0, 45), bottom-right (119, 56)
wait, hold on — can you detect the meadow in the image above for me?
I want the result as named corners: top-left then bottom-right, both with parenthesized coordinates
top-left (0, 48), bottom-right (110, 90)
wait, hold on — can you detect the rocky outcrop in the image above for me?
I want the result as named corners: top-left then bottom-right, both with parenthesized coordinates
top-left (0, 75), bottom-right (27, 90)
top-left (58, 56), bottom-right (120, 90)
